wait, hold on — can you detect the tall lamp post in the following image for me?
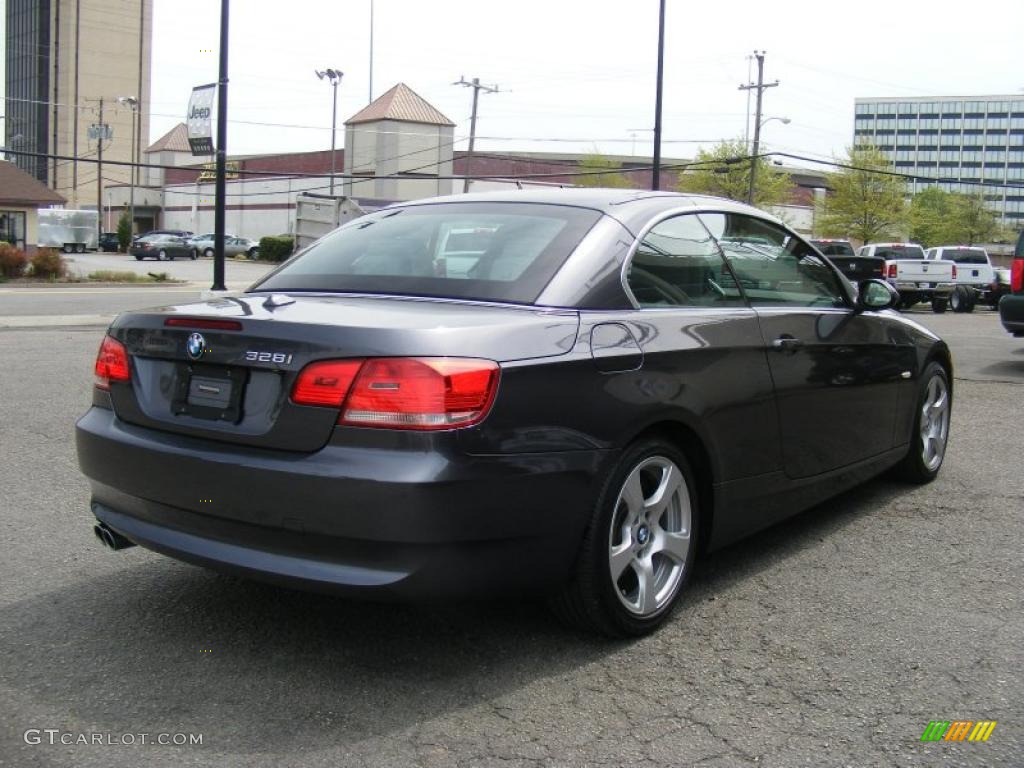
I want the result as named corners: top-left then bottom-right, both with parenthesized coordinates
top-left (747, 116), bottom-right (790, 205)
top-left (315, 68), bottom-right (343, 195)
top-left (117, 96), bottom-right (138, 238)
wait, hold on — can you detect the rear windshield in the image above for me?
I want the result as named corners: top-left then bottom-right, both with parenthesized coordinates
top-left (810, 241), bottom-right (855, 257)
top-left (874, 245), bottom-right (925, 260)
top-left (253, 203), bottom-right (601, 304)
top-left (941, 248), bottom-right (987, 265)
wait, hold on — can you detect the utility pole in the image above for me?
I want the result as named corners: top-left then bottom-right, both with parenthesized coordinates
top-left (368, 0), bottom-right (374, 104)
top-left (454, 76), bottom-right (499, 194)
top-left (95, 97), bottom-right (105, 240)
top-left (738, 51), bottom-right (778, 206)
top-left (212, 0), bottom-right (230, 292)
top-left (651, 0), bottom-right (666, 191)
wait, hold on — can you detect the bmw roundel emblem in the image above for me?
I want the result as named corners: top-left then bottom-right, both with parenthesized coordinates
top-left (186, 332), bottom-right (206, 360)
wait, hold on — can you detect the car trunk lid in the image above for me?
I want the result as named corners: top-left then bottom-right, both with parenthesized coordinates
top-left (106, 293), bottom-right (579, 452)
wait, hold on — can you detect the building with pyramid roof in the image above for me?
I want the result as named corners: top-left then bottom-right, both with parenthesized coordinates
top-left (343, 83), bottom-right (456, 200)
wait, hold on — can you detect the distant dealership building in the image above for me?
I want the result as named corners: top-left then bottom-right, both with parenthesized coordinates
top-left (853, 95), bottom-right (1024, 223)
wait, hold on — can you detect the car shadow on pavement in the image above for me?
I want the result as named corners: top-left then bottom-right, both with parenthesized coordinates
top-left (976, 359), bottom-right (1024, 379)
top-left (0, 476), bottom-right (909, 757)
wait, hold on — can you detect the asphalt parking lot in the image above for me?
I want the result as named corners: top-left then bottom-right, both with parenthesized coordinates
top-left (0, 303), bottom-right (1021, 767)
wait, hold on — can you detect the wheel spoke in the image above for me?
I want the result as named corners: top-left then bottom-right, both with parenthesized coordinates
top-left (620, 471), bottom-right (645, 523)
top-left (609, 540), bottom-right (633, 582)
top-left (635, 557), bottom-right (658, 615)
top-left (653, 529), bottom-right (690, 564)
top-left (645, 463), bottom-right (683, 521)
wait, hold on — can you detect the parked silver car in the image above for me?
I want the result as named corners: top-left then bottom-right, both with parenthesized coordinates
top-left (188, 234), bottom-right (258, 259)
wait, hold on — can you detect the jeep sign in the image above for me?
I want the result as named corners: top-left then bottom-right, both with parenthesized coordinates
top-left (187, 83), bottom-right (217, 156)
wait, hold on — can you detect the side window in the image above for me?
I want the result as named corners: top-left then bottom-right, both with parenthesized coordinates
top-left (626, 214), bottom-right (745, 308)
top-left (699, 213), bottom-right (846, 308)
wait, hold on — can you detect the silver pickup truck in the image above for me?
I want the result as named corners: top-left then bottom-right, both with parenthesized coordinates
top-left (858, 242), bottom-right (956, 313)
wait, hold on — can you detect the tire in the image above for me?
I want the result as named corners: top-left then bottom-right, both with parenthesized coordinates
top-left (134, 255), bottom-right (143, 261)
top-left (190, 250), bottom-right (198, 261)
top-left (962, 288), bottom-right (976, 313)
top-left (204, 248), bottom-right (214, 258)
top-left (550, 439), bottom-right (699, 637)
top-left (63, 244), bottom-right (73, 254)
top-left (158, 250), bottom-right (168, 261)
top-left (931, 296), bottom-right (948, 313)
top-left (75, 243), bottom-right (85, 253)
top-left (248, 248), bottom-right (258, 259)
top-left (950, 286), bottom-right (969, 313)
top-left (892, 361), bottom-right (951, 484)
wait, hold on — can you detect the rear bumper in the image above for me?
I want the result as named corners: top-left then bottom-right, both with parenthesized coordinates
top-left (76, 406), bottom-right (606, 598)
top-left (999, 294), bottom-right (1024, 336)
top-left (889, 280), bottom-right (954, 296)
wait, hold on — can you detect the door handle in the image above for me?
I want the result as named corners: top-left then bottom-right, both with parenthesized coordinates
top-left (772, 335), bottom-right (803, 353)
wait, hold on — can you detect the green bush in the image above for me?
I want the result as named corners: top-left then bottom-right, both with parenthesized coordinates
top-left (117, 210), bottom-right (132, 252)
top-left (30, 247), bottom-right (67, 279)
top-left (259, 235), bottom-right (294, 263)
top-left (0, 242), bottom-right (29, 278)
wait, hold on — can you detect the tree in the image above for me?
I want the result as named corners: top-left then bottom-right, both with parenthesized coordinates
top-left (909, 187), bottom-right (957, 247)
top-left (952, 193), bottom-right (999, 245)
top-left (910, 187), bottom-right (1001, 247)
top-left (675, 139), bottom-right (792, 209)
top-left (575, 152), bottom-right (633, 188)
top-left (116, 210), bottom-right (132, 252)
top-left (816, 145), bottom-right (907, 243)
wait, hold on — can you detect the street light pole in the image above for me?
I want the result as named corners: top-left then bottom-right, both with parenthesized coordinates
top-left (212, 0), bottom-right (230, 292)
top-left (117, 96), bottom-right (138, 238)
top-left (316, 69), bottom-right (343, 196)
top-left (651, 0), bottom-right (666, 191)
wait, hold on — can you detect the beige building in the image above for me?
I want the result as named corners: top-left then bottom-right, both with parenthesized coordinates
top-left (343, 83), bottom-right (456, 201)
top-left (4, 0), bottom-right (152, 222)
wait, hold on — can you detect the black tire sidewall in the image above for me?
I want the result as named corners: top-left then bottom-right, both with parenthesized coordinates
top-left (581, 439), bottom-right (699, 636)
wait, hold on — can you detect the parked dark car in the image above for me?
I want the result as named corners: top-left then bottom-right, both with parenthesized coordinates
top-left (98, 232), bottom-right (120, 252)
top-left (810, 238), bottom-right (885, 283)
top-left (129, 234), bottom-right (196, 261)
top-left (133, 229), bottom-right (194, 244)
top-left (998, 231), bottom-right (1024, 336)
top-left (77, 190), bottom-right (952, 637)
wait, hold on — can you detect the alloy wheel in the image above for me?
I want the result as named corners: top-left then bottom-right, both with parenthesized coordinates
top-left (920, 373), bottom-right (950, 471)
top-left (608, 456), bottom-right (691, 617)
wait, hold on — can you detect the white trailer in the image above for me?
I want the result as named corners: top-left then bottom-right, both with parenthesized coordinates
top-left (38, 209), bottom-right (99, 253)
top-left (293, 194), bottom-right (365, 251)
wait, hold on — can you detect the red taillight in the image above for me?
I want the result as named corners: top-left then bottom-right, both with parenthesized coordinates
top-left (94, 335), bottom-right (131, 389)
top-left (886, 262), bottom-right (897, 278)
top-left (1012, 259), bottom-right (1024, 293)
top-left (951, 264), bottom-right (957, 280)
top-left (342, 358), bottom-right (500, 430)
top-left (291, 360), bottom-right (364, 406)
top-left (164, 317), bottom-right (243, 331)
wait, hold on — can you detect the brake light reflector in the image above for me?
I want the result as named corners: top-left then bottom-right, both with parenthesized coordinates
top-left (94, 335), bottom-right (131, 389)
top-left (291, 360), bottom-right (364, 406)
top-left (1012, 258), bottom-right (1024, 292)
top-left (886, 262), bottom-right (897, 278)
top-left (951, 264), bottom-right (957, 280)
top-left (342, 358), bottom-right (500, 430)
top-left (165, 317), bottom-right (243, 331)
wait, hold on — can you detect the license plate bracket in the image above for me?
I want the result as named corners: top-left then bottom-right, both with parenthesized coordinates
top-left (172, 363), bottom-right (247, 422)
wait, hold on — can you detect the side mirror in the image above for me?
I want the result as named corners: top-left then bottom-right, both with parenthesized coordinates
top-left (856, 279), bottom-right (898, 311)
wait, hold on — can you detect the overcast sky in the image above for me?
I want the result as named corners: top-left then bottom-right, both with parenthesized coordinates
top-left (5, 0), bottom-right (1024, 167)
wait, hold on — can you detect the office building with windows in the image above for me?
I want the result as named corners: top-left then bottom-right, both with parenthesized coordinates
top-left (4, 0), bottom-right (152, 213)
top-left (853, 95), bottom-right (1024, 224)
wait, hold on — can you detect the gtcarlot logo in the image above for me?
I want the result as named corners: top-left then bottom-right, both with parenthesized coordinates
top-left (24, 729), bottom-right (203, 747)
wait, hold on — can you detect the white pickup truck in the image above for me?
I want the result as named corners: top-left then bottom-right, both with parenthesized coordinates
top-left (858, 243), bottom-right (956, 313)
top-left (925, 246), bottom-right (997, 312)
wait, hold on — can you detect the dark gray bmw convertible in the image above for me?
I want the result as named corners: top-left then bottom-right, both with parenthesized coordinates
top-left (76, 190), bottom-right (952, 637)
